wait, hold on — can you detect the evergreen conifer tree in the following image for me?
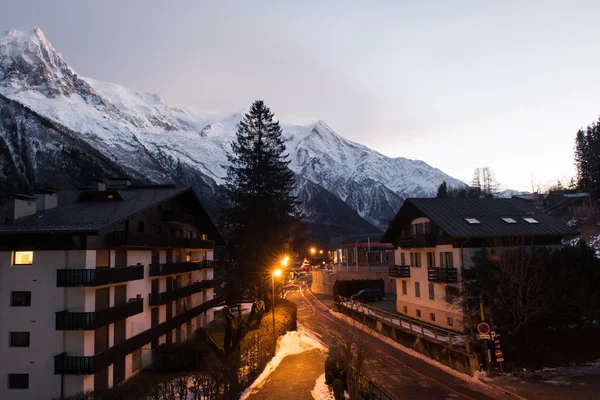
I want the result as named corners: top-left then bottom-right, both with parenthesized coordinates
top-left (436, 181), bottom-right (448, 198)
top-left (222, 100), bottom-right (300, 297)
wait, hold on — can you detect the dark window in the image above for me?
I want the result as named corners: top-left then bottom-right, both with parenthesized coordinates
top-left (416, 309), bottom-right (421, 318)
top-left (415, 253), bottom-right (422, 268)
top-left (401, 280), bottom-right (407, 295)
top-left (8, 373), bottom-right (29, 389)
top-left (415, 282), bottom-right (420, 298)
top-left (400, 253), bottom-right (406, 265)
top-left (137, 222), bottom-right (145, 233)
top-left (403, 306), bottom-right (408, 313)
top-left (384, 255), bottom-right (389, 261)
top-left (445, 286), bottom-right (459, 304)
top-left (9, 332), bottom-right (30, 347)
top-left (447, 317), bottom-right (454, 326)
top-left (11, 292), bottom-right (31, 307)
top-left (409, 252), bottom-right (414, 266)
top-left (428, 283), bottom-right (435, 300)
top-left (426, 252), bottom-right (435, 268)
top-left (430, 313), bottom-right (436, 321)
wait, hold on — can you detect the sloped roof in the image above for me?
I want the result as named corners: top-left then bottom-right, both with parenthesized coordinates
top-left (0, 186), bottom-right (224, 242)
top-left (381, 198), bottom-right (578, 242)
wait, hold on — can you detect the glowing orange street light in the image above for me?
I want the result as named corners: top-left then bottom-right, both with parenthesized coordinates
top-left (320, 250), bottom-right (323, 254)
top-left (310, 248), bottom-right (316, 255)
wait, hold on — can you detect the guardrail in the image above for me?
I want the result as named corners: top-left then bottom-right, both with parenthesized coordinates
top-left (388, 265), bottom-right (410, 278)
top-left (336, 296), bottom-right (469, 350)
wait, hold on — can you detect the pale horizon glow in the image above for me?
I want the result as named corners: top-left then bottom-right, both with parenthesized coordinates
top-left (2, 1), bottom-right (600, 191)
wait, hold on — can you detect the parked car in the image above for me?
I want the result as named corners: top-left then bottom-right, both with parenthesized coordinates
top-left (350, 288), bottom-right (384, 302)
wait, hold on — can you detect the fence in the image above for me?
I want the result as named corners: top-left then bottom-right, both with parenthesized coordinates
top-left (334, 265), bottom-right (391, 273)
top-left (336, 296), bottom-right (469, 351)
top-left (348, 365), bottom-right (399, 400)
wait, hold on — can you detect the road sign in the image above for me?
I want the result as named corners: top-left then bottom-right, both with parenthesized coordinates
top-left (477, 322), bottom-right (491, 335)
top-left (495, 349), bottom-right (503, 358)
top-left (496, 357), bottom-right (505, 362)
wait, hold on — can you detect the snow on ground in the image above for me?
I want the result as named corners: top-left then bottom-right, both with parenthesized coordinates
top-left (311, 373), bottom-right (334, 400)
top-left (328, 310), bottom-right (498, 391)
top-left (339, 301), bottom-right (466, 347)
top-left (239, 325), bottom-right (328, 400)
top-left (213, 302), bottom-right (253, 314)
top-left (514, 359), bottom-right (600, 385)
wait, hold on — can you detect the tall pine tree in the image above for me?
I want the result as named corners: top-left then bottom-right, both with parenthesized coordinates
top-left (222, 100), bottom-right (300, 297)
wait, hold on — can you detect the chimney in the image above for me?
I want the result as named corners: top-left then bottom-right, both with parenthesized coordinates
top-left (92, 180), bottom-right (107, 192)
top-left (34, 188), bottom-right (58, 213)
top-left (9, 194), bottom-right (37, 220)
top-left (107, 177), bottom-right (132, 189)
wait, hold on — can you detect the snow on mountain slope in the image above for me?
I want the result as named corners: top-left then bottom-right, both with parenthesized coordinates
top-left (0, 27), bottom-right (465, 230)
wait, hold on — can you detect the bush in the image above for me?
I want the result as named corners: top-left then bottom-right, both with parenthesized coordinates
top-left (333, 279), bottom-right (385, 299)
top-left (333, 379), bottom-right (345, 400)
top-left (152, 341), bottom-right (209, 373)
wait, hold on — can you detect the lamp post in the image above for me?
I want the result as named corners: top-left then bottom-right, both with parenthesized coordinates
top-left (272, 268), bottom-right (282, 342)
top-left (310, 247), bottom-right (316, 266)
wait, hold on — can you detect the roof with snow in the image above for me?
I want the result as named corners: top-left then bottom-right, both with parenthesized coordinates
top-left (381, 198), bottom-right (579, 242)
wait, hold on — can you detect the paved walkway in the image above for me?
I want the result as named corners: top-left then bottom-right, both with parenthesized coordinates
top-left (246, 349), bottom-right (326, 400)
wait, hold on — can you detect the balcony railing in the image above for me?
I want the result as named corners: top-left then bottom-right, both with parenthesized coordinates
top-left (162, 209), bottom-right (198, 225)
top-left (149, 260), bottom-right (211, 276)
top-left (57, 265), bottom-right (144, 287)
top-left (54, 352), bottom-right (95, 375)
top-left (388, 265), bottom-right (411, 278)
top-left (394, 234), bottom-right (436, 248)
top-left (111, 231), bottom-right (215, 249)
top-left (149, 280), bottom-right (213, 306)
top-left (56, 299), bottom-right (144, 330)
top-left (427, 267), bottom-right (458, 283)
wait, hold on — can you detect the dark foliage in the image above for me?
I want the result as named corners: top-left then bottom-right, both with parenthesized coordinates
top-left (574, 117), bottom-right (600, 195)
top-left (152, 341), bottom-right (209, 373)
top-left (221, 100), bottom-right (302, 298)
top-left (463, 239), bottom-right (600, 368)
top-left (333, 379), bottom-right (345, 400)
top-left (436, 181), bottom-right (448, 198)
top-left (333, 279), bottom-right (385, 299)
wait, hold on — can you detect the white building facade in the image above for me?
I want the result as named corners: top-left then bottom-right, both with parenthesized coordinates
top-left (0, 184), bottom-right (222, 399)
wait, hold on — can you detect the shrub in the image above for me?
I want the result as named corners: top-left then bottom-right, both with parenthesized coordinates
top-left (325, 371), bottom-right (335, 386)
top-left (152, 341), bottom-right (209, 373)
top-left (333, 378), bottom-right (345, 400)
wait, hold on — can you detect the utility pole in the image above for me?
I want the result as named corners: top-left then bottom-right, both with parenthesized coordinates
top-left (479, 293), bottom-right (491, 377)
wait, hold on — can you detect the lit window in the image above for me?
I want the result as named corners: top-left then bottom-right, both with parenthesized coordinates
top-left (501, 217), bottom-right (517, 224)
top-left (523, 217), bottom-right (539, 224)
top-left (13, 251), bottom-right (33, 266)
top-left (464, 218), bottom-right (480, 224)
top-left (107, 194), bottom-right (114, 199)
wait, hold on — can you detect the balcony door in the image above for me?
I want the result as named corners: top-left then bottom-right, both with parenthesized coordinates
top-left (94, 287), bottom-right (110, 392)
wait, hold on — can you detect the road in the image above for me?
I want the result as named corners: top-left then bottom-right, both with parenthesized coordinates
top-left (286, 276), bottom-right (503, 400)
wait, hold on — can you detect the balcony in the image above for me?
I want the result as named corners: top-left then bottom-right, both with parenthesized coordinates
top-left (162, 209), bottom-right (198, 225)
top-left (388, 265), bottom-right (410, 278)
top-left (149, 280), bottom-right (213, 306)
top-left (56, 299), bottom-right (144, 330)
top-left (427, 267), bottom-right (458, 283)
top-left (149, 260), bottom-right (211, 276)
top-left (111, 231), bottom-right (215, 249)
top-left (54, 352), bottom-right (95, 375)
top-left (394, 234), bottom-right (436, 248)
top-left (57, 265), bottom-right (144, 287)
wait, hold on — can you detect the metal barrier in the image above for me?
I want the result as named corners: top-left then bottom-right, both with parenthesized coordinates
top-left (336, 296), bottom-right (469, 350)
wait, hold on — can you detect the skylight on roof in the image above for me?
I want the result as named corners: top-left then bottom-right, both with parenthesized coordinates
top-left (464, 218), bottom-right (480, 224)
top-left (523, 217), bottom-right (539, 224)
top-left (502, 217), bottom-right (517, 224)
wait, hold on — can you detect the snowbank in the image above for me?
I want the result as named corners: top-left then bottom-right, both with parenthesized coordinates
top-left (311, 373), bottom-right (334, 400)
top-left (239, 325), bottom-right (327, 399)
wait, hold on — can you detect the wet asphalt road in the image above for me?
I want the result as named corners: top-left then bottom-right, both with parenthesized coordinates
top-left (286, 276), bottom-right (504, 400)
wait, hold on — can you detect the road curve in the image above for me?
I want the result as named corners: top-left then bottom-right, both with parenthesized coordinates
top-left (287, 278), bottom-right (503, 400)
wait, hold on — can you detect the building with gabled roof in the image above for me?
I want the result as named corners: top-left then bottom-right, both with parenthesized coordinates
top-left (0, 180), bottom-right (223, 399)
top-left (381, 198), bottom-right (577, 332)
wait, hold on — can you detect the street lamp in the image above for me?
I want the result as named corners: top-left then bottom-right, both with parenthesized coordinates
top-left (272, 268), bottom-right (282, 341)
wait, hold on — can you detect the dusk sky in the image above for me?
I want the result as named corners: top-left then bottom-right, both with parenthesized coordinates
top-left (3, 0), bottom-right (600, 191)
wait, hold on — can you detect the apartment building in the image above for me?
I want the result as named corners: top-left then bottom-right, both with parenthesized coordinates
top-left (0, 180), bottom-right (223, 399)
top-left (381, 198), bottom-right (577, 332)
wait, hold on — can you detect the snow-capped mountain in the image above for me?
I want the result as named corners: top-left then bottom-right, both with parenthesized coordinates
top-left (0, 27), bottom-right (464, 231)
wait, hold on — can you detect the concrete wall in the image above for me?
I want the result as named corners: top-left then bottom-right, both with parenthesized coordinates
top-left (311, 270), bottom-right (397, 296)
